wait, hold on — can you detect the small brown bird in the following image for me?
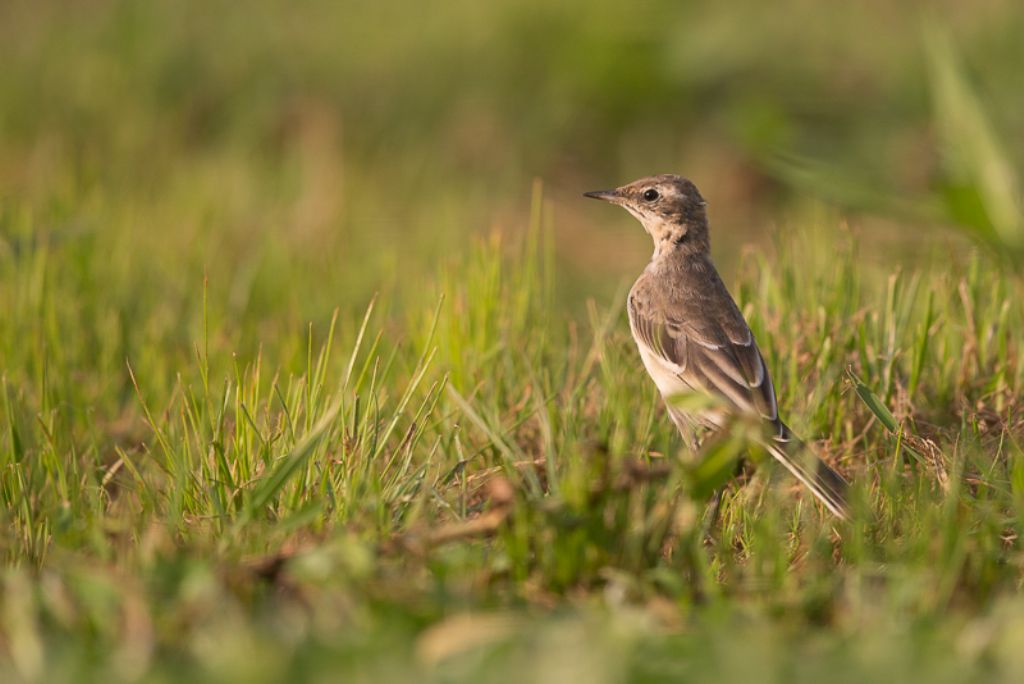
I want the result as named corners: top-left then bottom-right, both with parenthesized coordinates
top-left (584, 174), bottom-right (848, 518)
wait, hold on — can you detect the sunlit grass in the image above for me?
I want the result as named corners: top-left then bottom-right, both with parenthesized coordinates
top-left (2, 182), bottom-right (1023, 679)
top-left (2, 1), bottom-right (1024, 681)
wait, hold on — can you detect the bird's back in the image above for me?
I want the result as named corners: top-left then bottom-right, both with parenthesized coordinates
top-left (628, 255), bottom-right (782, 431)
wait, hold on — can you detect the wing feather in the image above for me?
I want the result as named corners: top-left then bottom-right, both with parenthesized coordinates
top-left (629, 290), bottom-right (779, 423)
top-left (627, 274), bottom-right (848, 517)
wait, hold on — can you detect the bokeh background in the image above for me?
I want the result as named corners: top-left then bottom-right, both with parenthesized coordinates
top-left (3, 1), bottom-right (1024, 681)
top-left (3, 0), bottom-right (1022, 317)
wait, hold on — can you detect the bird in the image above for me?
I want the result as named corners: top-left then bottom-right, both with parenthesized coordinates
top-left (584, 174), bottom-right (849, 518)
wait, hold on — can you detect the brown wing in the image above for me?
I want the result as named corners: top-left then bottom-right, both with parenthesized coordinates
top-left (628, 270), bottom-right (850, 518)
top-left (628, 282), bottom-right (780, 429)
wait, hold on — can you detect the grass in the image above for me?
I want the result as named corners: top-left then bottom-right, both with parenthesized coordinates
top-left (2, 1), bottom-right (1024, 682)
top-left (3, 192), bottom-right (1024, 681)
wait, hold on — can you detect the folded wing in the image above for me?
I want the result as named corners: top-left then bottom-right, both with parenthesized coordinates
top-left (628, 289), bottom-right (779, 429)
top-left (628, 287), bottom-right (849, 518)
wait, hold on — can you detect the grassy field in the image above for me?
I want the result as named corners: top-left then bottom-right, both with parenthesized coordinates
top-left (2, 1), bottom-right (1024, 682)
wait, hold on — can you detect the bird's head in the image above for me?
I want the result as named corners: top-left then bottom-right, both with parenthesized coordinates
top-left (584, 174), bottom-right (709, 256)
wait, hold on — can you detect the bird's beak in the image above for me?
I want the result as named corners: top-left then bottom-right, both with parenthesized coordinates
top-left (583, 188), bottom-right (622, 204)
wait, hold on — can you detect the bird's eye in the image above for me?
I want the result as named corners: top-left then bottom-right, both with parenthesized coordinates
top-left (642, 189), bottom-right (659, 202)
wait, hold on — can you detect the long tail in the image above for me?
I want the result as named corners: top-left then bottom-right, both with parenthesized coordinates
top-left (766, 424), bottom-right (849, 519)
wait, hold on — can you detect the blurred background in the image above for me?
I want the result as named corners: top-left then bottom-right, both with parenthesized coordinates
top-left (3, 3), bottom-right (1024, 679)
top-left (1, 0), bottom-right (1022, 338)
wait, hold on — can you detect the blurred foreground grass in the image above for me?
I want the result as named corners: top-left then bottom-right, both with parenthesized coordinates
top-left (2, 1), bottom-right (1024, 682)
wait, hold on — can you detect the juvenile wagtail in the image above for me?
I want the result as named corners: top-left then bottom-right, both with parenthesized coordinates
top-left (584, 174), bottom-right (849, 518)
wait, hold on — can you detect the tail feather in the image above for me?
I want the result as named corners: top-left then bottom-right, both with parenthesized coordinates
top-left (766, 424), bottom-right (849, 519)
